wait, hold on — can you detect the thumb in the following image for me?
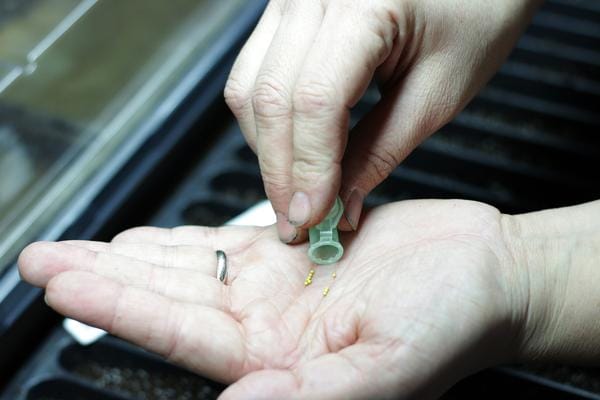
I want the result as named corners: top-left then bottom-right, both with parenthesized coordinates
top-left (340, 65), bottom-right (468, 231)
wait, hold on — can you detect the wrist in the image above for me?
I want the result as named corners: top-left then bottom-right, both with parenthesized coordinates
top-left (502, 201), bottom-right (600, 364)
top-left (500, 211), bottom-right (561, 363)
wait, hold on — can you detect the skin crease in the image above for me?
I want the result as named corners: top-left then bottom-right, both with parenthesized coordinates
top-left (224, 0), bottom-right (543, 242)
top-left (19, 200), bottom-right (530, 400)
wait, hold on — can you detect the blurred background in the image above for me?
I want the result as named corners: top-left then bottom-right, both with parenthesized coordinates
top-left (0, 0), bottom-right (247, 272)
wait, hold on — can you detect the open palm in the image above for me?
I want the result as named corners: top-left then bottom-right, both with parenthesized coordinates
top-left (19, 200), bottom-right (523, 400)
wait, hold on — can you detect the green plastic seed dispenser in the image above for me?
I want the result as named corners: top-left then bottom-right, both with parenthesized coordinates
top-left (308, 196), bottom-right (344, 265)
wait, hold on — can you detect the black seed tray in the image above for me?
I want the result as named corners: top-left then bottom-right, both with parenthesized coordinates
top-left (1, 328), bottom-right (224, 400)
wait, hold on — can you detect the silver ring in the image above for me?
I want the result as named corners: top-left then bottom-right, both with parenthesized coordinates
top-left (216, 250), bottom-right (228, 283)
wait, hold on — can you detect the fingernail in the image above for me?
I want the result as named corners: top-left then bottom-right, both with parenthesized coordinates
top-left (288, 192), bottom-right (311, 227)
top-left (43, 294), bottom-right (49, 305)
top-left (276, 212), bottom-right (297, 243)
top-left (344, 189), bottom-right (364, 231)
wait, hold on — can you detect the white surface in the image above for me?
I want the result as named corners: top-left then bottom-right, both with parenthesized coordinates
top-left (225, 200), bottom-right (275, 226)
top-left (63, 318), bottom-right (106, 346)
top-left (64, 200), bottom-right (275, 345)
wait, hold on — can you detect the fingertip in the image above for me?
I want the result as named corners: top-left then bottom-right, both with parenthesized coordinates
top-left (19, 241), bottom-right (51, 261)
top-left (288, 188), bottom-right (341, 231)
top-left (111, 227), bottom-right (144, 243)
top-left (289, 159), bottom-right (342, 230)
top-left (287, 228), bottom-right (308, 244)
top-left (288, 191), bottom-right (311, 227)
top-left (342, 189), bottom-right (365, 231)
top-left (337, 216), bottom-right (354, 232)
top-left (44, 270), bottom-right (72, 311)
top-left (276, 212), bottom-right (298, 243)
top-left (17, 242), bottom-right (40, 281)
top-left (44, 271), bottom-right (65, 309)
top-left (45, 271), bottom-right (118, 324)
top-left (18, 241), bottom-right (62, 287)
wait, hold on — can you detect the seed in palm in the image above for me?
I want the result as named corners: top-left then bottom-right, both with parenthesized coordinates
top-left (304, 269), bottom-right (315, 286)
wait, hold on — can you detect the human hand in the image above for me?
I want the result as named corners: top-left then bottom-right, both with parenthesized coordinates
top-left (224, 0), bottom-right (542, 242)
top-left (19, 200), bottom-right (529, 399)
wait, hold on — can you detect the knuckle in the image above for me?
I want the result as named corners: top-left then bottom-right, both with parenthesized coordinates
top-left (111, 227), bottom-right (143, 242)
top-left (369, 2), bottom-right (400, 38)
top-left (363, 6), bottom-right (399, 61)
top-left (292, 80), bottom-right (337, 115)
top-left (224, 77), bottom-right (252, 115)
top-left (364, 147), bottom-right (400, 182)
top-left (260, 170), bottom-right (289, 201)
top-left (260, 163), bottom-right (288, 186)
top-left (197, 227), bottom-right (220, 248)
top-left (252, 77), bottom-right (292, 119)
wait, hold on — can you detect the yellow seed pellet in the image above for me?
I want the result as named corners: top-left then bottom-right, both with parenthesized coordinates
top-left (304, 269), bottom-right (317, 288)
top-left (305, 270), bottom-right (315, 282)
top-left (323, 286), bottom-right (330, 297)
top-left (332, 272), bottom-right (337, 279)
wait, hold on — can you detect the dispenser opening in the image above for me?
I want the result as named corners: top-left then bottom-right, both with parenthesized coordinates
top-left (310, 243), bottom-right (343, 264)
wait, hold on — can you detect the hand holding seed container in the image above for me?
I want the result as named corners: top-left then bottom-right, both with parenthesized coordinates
top-left (305, 196), bottom-right (344, 296)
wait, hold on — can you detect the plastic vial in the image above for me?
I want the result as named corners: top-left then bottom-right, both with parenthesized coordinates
top-left (308, 196), bottom-right (344, 265)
